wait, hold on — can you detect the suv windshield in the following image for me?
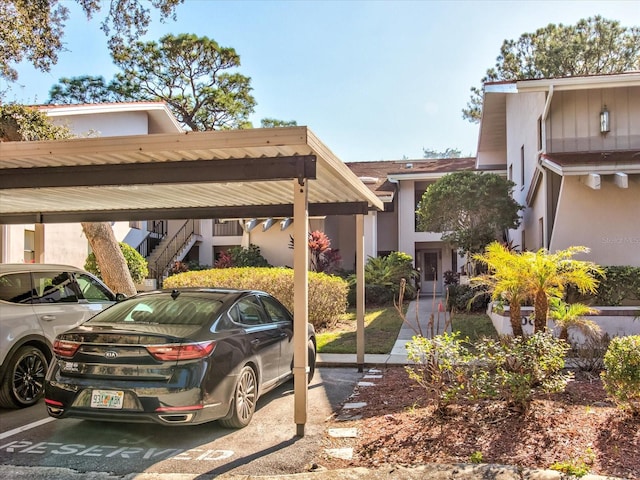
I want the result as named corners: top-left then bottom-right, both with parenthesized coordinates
top-left (86, 292), bottom-right (225, 326)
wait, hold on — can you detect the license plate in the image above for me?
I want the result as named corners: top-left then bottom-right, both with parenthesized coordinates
top-left (91, 390), bottom-right (124, 409)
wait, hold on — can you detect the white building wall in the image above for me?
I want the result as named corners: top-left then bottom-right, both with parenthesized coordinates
top-left (397, 180), bottom-right (416, 257)
top-left (506, 91), bottom-right (546, 250)
top-left (551, 177), bottom-right (640, 267)
top-left (49, 112), bottom-right (149, 138)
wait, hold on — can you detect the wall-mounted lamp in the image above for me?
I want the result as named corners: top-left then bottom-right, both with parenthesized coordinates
top-left (600, 105), bottom-right (610, 134)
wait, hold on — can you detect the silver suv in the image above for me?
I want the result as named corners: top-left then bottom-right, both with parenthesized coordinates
top-left (0, 264), bottom-right (120, 408)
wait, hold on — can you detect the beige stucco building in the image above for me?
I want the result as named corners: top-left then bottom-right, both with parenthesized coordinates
top-left (478, 72), bottom-right (640, 266)
top-left (2, 72), bottom-right (638, 285)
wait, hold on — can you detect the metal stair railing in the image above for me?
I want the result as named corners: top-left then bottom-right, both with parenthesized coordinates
top-left (148, 219), bottom-right (201, 286)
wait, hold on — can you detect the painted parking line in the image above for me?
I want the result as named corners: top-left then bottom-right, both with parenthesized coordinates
top-left (0, 417), bottom-right (56, 441)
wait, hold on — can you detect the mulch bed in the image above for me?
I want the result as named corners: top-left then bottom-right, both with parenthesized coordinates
top-left (322, 367), bottom-right (640, 479)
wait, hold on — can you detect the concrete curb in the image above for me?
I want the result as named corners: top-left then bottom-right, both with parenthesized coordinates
top-left (216, 463), bottom-right (626, 480)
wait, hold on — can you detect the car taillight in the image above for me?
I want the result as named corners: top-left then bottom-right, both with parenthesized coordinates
top-left (53, 339), bottom-right (81, 358)
top-left (146, 341), bottom-right (216, 361)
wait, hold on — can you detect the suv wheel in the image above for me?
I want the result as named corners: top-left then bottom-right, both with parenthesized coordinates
top-left (0, 346), bottom-right (48, 408)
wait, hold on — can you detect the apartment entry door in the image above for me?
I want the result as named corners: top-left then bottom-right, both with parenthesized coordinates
top-left (418, 249), bottom-right (441, 295)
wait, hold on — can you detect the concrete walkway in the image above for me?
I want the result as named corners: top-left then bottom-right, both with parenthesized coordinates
top-left (317, 295), bottom-right (451, 368)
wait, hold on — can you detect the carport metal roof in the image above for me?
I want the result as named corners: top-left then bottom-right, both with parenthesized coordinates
top-left (0, 126), bottom-right (380, 436)
top-left (0, 126), bottom-right (383, 223)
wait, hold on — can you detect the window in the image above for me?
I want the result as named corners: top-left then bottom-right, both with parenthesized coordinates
top-left (520, 145), bottom-right (525, 187)
top-left (539, 218), bottom-right (544, 249)
top-left (451, 250), bottom-right (458, 274)
top-left (24, 230), bottom-right (35, 263)
top-left (230, 296), bottom-right (269, 326)
top-left (537, 116), bottom-right (543, 151)
top-left (508, 164), bottom-right (513, 182)
top-left (75, 273), bottom-right (114, 302)
top-left (32, 272), bottom-right (79, 304)
top-left (260, 295), bottom-right (291, 323)
top-left (0, 273), bottom-right (34, 304)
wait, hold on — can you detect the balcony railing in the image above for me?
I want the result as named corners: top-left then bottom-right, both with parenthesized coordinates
top-left (213, 220), bottom-right (243, 236)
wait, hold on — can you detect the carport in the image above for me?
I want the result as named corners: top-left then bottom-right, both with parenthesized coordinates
top-left (0, 126), bottom-right (383, 436)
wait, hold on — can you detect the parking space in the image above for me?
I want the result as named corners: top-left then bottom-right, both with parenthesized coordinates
top-left (0, 367), bottom-right (361, 478)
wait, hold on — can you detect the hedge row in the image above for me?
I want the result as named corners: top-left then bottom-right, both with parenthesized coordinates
top-left (163, 267), bottom-right (348, 330)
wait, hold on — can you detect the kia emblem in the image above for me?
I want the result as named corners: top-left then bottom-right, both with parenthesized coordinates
top-left (104, 351), bottom-right (118, 359)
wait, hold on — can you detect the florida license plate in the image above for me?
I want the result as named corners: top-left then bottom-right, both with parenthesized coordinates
top-left (91, 389), bottom-right (124, 409)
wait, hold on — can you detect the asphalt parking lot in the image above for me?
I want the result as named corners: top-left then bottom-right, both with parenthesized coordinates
top-left (0, 367), bottom-right (362, 479)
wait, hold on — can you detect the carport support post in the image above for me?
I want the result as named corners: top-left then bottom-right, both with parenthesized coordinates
top-left (293, 178), bottom-right (309, 437)
top-left (356, 214), bottom-right (365, 372)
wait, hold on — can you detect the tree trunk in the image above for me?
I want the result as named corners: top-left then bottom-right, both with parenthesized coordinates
top-left (509, 300), bottom-right (524, 337)
top-left (82, 222), bottom-right (137, 296)
top-left (533, 290), bottom-right (548, 333)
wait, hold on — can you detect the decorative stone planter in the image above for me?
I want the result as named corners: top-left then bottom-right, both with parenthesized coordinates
top-left (487, 303), bottom-right (640, 342)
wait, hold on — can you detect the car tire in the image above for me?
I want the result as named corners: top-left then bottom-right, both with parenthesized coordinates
top-left (308, 340), bottom-right (316, 383)
top-left (0, 346), bottom-right (48, 408)
top-left (218, 365), bottom-right (257, 429)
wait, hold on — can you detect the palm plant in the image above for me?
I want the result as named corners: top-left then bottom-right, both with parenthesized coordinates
top-left (548, 297), bottom-right (600, 341)
top-left (473, 242), bottom-right (530, 336)
top-left (521, 247), bottom-right (603, 333)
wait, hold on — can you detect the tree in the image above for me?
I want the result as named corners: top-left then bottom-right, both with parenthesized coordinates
top-left (47, 34), bottom-right (257, 131)
top-left (0, 0), bottom-right (183, 82)
top-left (111, 33), bottom-right (256, 131)
top-left (260, 118), bottom-right (298, 128)
top-left (521, 246), bottom-right (602, 333)
top-left (473, 242), bottom-right (529, 336)
top-left (48, 75), bottom-right (133, 104)
top-left (423, 147), bottom-right (463, 159)
top-left (81, 223), bottom-right (137, 296)
top-left (463, 16), bottom-right (640, 122)
top-left (0, 104), bottom-right (72, 141)
top-left (417, 171), bottom-right (522, 256)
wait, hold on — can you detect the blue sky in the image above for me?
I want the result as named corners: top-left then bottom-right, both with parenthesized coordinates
top-left (3, 0), bottom-right (639, 162)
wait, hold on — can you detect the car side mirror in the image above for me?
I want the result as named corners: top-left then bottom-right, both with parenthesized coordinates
top-left (115, 293), bottom-right (127, 302)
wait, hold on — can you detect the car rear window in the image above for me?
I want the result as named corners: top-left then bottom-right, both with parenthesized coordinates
top-left (0, 273), bottom-right (34, 304)
top-left (86, 293), bottom-right (225, 326)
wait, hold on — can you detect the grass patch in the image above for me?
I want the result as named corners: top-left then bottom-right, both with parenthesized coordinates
top-left (316, 305), bottom-right (405, 354)
top-left (316, 307), bottom-right (497, 355)
top-left (451, 312), bottom-right (498, 343)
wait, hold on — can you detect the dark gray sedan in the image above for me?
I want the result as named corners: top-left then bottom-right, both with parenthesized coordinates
top-left (45, 288), bottom-right (316, 428)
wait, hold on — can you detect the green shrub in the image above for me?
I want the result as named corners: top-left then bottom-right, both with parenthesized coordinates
top-left (405, 331), bottom-right (572, 412)
top-left (476, 332), bottom-right (572, 410)
top-left (446, 284), bottom-right (490, 313)
top-left (85, 242), bottom-right (149, 284)
top-left (601, 335), bottom-right (640, 414)
top-left (228, 244), bottom-right (271, 267)
top-left (348, 252), bottom-right (419, 306)
top-left (594, 266), bottom-right (640, 306)
top-left (405, 332), bottom-right (473, 410)
top-left (163, 267), bottom-right (348, 329)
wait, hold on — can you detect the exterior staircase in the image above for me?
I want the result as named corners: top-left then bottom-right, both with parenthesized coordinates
top-left (147, 219), bottom-right (202, 286)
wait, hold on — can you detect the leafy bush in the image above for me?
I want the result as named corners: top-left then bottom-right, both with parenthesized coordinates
top-left (594, 266), bottom-right (640, 306)
top-left (476, 332), bottom-right (572, 410)
top-left (163, 267), bottom-right (348, 329)
top-left (570, 333), bottom-right (610, 372)
top-left (601, 335), bottom-right (640, 414)
top-left (349, 252), bottom-right (418, 306)
top-left (405, 331), bottom-right (572, 412)
top-left (446, 284), bottom-right (490, 312)
top-left (85, 242), bottom-right (149, 284)
top-left (230, 244), bottom-right (271, 267)
top-left (405, 332), bottom-right (473, 410)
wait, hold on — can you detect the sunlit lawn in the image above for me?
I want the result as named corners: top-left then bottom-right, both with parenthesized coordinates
top-left (316, 306), bottom-right (497, 354)
top-left (316, 306), bottom-right (405, 354)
